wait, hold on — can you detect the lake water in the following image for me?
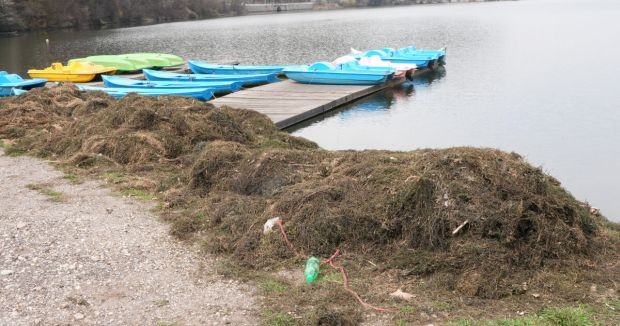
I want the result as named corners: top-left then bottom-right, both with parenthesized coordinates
top-left (1, 0), bottom-right (619, 221)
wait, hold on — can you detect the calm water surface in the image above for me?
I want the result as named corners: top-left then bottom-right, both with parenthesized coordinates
top-left (1, 0), bottom-right (619, 220)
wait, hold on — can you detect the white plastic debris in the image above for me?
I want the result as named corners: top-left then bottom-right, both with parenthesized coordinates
top-left (263, 217), bottom-right (282, 235)
top-left (389, 289), bottom-right (414, 301)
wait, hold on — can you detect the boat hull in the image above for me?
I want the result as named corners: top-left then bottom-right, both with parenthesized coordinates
top-left (28, 72), bottom-right (98, 83)
top-left (0, 88), bottom-right (28, 97)
top-left (397, 46), bottom-right (446, 64)
top-left (28, 62), bottom-right (117, 82)
top-left (102, 75), bottom-right (242, 94)
top-left (283, 71), bottom-right (390, 85)
top-left (0, 72), bottom-right (47, 90)
top-left (76, 85), bottom-right (215, 101)
top-left (69, 55), bottom-right (152, 73)
top-left (188, 60), bottom-right (287, 75)
top-left (143, 69), bottom-right (279, 86)
top-left (127, 53), bottom-right (185, 68)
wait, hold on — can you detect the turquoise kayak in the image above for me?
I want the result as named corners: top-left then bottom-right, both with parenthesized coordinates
top-left (283, 62), bottom-right (394, 85)
top-left (143, 69), bottom-right (280, 86)
top-left (76, 85), bottom-right (215, 101)
top-left (188, 60), bottom-right (293, 75)
top-left (102, 75), bottom-right (242, 94)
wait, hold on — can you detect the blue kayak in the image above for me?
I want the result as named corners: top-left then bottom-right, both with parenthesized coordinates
top-left (102, 75), bottom-right (242, 94)
top-left (188, 60), bottom-right (293, 75)
top-left (283, 62), bottom-right (393, 85)
top-left (0, 71), bottom-right (47, 96)
top-left (76, 85), bottom-right (215, 101)
top-left (143, 69), bottom-right (279, 86)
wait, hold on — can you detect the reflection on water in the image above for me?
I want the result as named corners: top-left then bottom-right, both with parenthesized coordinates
top-left (1, 0), bottom-right (619, 220)
top-left (403, 68), bottom-right (446, 89)
top-left (289, 68), bottom-right (446, 131)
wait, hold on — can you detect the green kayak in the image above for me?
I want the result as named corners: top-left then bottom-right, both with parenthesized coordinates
top-left (69, 55), bottom-right (151, 73)
top-left (68, 53), bottom-right (184, 73)
top-left (126, 53), bottom-right (185, 68)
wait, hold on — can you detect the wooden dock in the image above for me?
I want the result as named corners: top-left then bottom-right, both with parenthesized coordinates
top-left (210, 77), bottom-right (407, 129)
top-left (42, 64), bottom-right (431, 129)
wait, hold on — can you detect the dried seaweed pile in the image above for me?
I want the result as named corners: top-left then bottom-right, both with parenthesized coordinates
top-left (1, 86), bottom-right (617, 300)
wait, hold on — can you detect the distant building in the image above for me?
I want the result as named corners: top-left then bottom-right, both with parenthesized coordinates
top-left (244, 0), bottom-right (316, 13)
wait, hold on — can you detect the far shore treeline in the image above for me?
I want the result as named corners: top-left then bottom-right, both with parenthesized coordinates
top-left (0, 0), bottom-right (244, 32)
top-left (0, 0), bottom-right (498, 32)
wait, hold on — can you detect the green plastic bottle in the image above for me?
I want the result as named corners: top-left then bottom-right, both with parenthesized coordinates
top-left (304, 257), bottom-right (320, 284)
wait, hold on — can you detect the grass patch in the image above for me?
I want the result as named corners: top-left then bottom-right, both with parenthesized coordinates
top-left (156, 323), bottom-right (177, 326)
top-left (103, 171), bottom-right (125, 184)
top-left (394, 319), bottom-right (410, 326)
top-left (4, 146), bottom-right (25, 157)
top-left (452, 306), bottom-right (596, 326)
top-left (605, 298), bottom-right (620, 311)
top-left (539, 306), bottom-right (594, 326)
top-left (120, 187), bottom-right (155, 200)
top-left (432, 300), bottom-right (453, 312)
top-left (399, 305), bottom-right (415, 314)
top-left (62, 173), bottom-right (81, 184)
top-left (66, 296), bottom-right (89, 307)
top-left (154, 299), bottom-right (170, 307)
top-left (214, 259), bottom-right (250, 280)
top-left (26, 183), bottom-right (65, 202)
top-left (260, 279), bottom-right (289, 293)
top-left (452, 318), bottom-right (539, 326)
top-left (0, 139), bottom-right (25, 156)
top-left (262, 310), bottom-right (296, 326)
top-left (318, 271), bottom-right (343, 284)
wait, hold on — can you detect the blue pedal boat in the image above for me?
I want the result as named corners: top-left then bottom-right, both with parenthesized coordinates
top-left (102, 75), bottom-right (243, 94)
top-left (11, 88), bottom-right (28, 96)
top-left (283, 62), bottom-right (394, 85)
top-left (188, 60), bottom-right (292, 75)
top-left (0, 71), bottom-right (47, 96)
top-left (76, 85), bottom-right (215, 101)
top-left (396, 46), bottom-right (446, 64)
top-left (143, 69), bottom-right (279, 86)
top-left (338, 61), bottom-right (397, 74)
top-left (0, 88), bottom-right (28, 97)
top-left (361, 49), bottom-right (438, 68)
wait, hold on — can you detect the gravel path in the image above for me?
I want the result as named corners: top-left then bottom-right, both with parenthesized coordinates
top-left (0, 149), bottom-right (258, 325)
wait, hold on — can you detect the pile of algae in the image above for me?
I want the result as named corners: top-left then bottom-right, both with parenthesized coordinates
top-left (1, 86), bottom-right (618, 305)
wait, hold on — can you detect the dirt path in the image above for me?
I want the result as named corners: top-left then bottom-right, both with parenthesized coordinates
top-left (0, 149), bottom-right (258, 326)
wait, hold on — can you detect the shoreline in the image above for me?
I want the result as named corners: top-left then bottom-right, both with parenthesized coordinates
top-left (1, 0), bottom-right (508, 36)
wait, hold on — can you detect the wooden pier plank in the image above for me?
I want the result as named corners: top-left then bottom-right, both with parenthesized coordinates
top-left (210, 78), bottom-right (403, 128)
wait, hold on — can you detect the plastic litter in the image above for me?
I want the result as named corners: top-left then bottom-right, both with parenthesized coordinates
top-left (304, 257), bottom-right (320, 284)
top-left (263, 216), bottom-right (281, 234)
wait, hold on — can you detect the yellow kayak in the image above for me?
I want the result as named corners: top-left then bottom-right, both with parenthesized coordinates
top-left (27, 62), bottom-right (117, 82)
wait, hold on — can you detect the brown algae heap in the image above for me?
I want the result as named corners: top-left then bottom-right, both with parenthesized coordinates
top-left (1, 86), bottom-right (618, 323)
